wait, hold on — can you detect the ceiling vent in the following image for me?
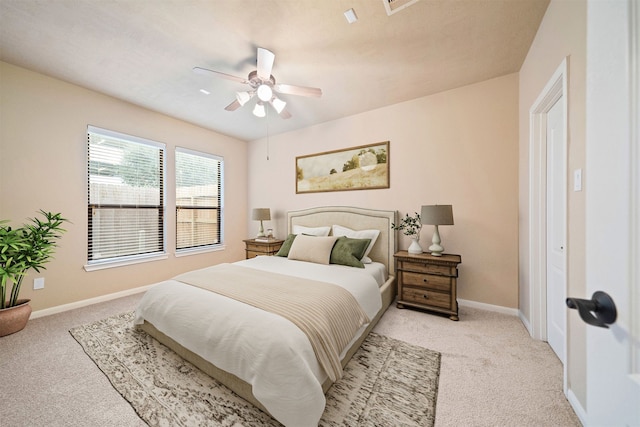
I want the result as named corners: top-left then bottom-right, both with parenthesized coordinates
top-left (383, 0), bottom-right (420, 16)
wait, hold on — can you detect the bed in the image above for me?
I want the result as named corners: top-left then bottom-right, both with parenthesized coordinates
top-left (134, 206), bottom-right (398, 426)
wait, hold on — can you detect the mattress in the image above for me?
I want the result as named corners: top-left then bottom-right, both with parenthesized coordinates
top-left (134, 256), bottom-right (384, 427)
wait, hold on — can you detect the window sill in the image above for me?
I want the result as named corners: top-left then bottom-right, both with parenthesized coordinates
top-left (84, 253), bottom-right (169, 272)
top-left (175, 244), bottom-right (225, 257)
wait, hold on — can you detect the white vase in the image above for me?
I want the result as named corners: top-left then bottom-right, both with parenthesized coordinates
top-left (408, 236), bottom-right (423, 254)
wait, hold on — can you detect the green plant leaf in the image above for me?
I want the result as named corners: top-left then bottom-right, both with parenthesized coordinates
top-left (0, 210), bottom-right (68, 308)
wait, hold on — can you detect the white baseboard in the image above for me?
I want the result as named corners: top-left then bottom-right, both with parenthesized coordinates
top-left (519, 311), bottom-right (533, 336)
top-left (567, 388), bottom-right (587, 426)
top-left (31, 290), bottom-right (520, 321)
top-left (30, 285), bottom-right (153, 319)
top-left (458, 298), bottom-right (519, 316)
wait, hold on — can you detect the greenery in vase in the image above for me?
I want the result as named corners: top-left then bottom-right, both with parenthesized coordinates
top-left (0, 210), bottom-right (68, 309)
top-left (391, 212), bottom-right (422, 237)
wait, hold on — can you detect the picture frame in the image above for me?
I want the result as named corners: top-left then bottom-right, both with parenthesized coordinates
top-left (296, 141), bottom-right (389, 194)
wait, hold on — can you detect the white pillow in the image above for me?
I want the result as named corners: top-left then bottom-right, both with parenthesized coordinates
top-left (292, 225), bottom-right (331, 236)
top-left (287, 235), bottom-right (338, 265)
top-left (332, 225), bottom-right (380, 263)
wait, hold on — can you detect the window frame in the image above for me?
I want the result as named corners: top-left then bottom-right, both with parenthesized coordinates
top-left (175, 146), bottom-right (224, 255)
top-left (84, 125), bottom-right (167, 271)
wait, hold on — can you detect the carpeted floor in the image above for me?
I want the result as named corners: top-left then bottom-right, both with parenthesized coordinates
top-left (70, 312), bottom-right (441, 426)
top-left (0, 293), bottom-right (581, 426)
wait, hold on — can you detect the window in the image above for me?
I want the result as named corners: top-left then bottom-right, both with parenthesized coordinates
top-left (175, 147), bottom-right (223, 251)
top-left (87, 126), bottom-right (165, 268)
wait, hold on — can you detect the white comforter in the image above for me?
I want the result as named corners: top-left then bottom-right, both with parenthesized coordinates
top-left (134, 256), bottom-right (383, 427)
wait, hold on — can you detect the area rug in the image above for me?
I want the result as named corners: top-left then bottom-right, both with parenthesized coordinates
top-left (70, 312), bottom-right (440, 426)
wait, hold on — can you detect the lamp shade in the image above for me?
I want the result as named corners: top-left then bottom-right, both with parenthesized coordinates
top-left (252, 208), bottom-right (271, 221)
top-left (421, 205), bottom-right (454, 225)
top-left (236, 91), bottom-right (254, 106)
top-left (271, 97), bottom-right (287, 114)
top-left (253, 102), bottom-right (266, 117)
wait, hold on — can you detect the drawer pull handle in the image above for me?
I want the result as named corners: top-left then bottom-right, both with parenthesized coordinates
top-left (423, 278), bottom-right (428, 283)
top-left (423, 294), bottom-right (429, 299)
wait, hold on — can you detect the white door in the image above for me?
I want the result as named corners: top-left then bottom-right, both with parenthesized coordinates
top-left (546, 98), bottom-right (566, 363)
top-left (582, 0), bottom-right (640, 424)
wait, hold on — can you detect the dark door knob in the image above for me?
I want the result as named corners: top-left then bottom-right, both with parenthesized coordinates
top-left (566, 291), bottom-right (617, 328)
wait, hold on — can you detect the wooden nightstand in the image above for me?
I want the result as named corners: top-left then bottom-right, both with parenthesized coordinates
top-left (243, 238), bottom-right (284, 259)
top-left (394, 251), bottom-right (462, 320)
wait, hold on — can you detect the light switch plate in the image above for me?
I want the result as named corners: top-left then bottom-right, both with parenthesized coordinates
top-left (574, 169), bottom-right (583, 192)
top-left (33, 277), bottom-right (44, 290)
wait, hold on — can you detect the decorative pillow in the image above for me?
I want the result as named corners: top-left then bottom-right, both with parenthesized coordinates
top-left (331, 225), bottom-right (380, 263)
top-left (287, 235), bottom-right (338, 265)
top-left (292, 225), bottom-right (331, 237)
top-left (276, 234), bottom-right (297, 257)
top-left (330, 237), bottom-right (371, 268)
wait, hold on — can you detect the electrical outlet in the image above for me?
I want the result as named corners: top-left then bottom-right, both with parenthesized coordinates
top-left (33, 277), bottom-right (45, 290)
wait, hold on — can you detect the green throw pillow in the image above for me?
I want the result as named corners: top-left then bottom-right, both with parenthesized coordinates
top-left (276, 234), bottom-right (297, 257)
top-left (330, 236), bottom-right (371, 268)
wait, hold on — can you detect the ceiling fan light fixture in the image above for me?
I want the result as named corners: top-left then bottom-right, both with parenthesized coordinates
top-left (253, 102), bottom-right (266, 118)
top-left (271, 97), bottom-right (287, 114)
top-left (236, 91), bottom-right (254, 106)
top-left (199, 47), bottom-right (322, 122)
top-left (256, 84), bottom-right (273, 102)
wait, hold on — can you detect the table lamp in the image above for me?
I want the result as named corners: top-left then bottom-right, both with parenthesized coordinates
top-left (421, 205), bottom-right (454, 256)
top-left (252, 208), bottom-right (271, 238)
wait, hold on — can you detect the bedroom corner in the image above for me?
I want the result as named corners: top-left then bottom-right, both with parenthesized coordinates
top-left (0, 61), bottom-right (249, 314)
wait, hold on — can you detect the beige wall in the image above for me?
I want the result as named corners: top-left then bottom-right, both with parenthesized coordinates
top-left (0, 61), bottom-right (248, 312)
top-left (248, 74), bottom-right (520, 308)
top-left (518, 0), bottom-right (587, 408)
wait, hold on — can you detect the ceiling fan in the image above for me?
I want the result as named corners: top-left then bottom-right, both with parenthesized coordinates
top-left (193, 47), bottom-right (322, 119)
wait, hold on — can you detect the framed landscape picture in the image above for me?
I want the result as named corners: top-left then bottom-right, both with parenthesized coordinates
top-left (296, 141), bottom-right (389, 194)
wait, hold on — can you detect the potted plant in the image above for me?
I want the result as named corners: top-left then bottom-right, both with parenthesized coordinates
top-left (0, 210), bottom-right (67, 336)
top-left (391, 212), bottom-right (423, 254)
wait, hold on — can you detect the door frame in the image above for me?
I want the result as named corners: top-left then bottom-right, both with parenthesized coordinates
top-left (528, 58), bottom-right (568, 390)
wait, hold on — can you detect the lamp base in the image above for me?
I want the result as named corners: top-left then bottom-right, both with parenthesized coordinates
top-left (428, 246), bottom-right (444, 256)
top-left (256, 220), bottom-right (265, 238)
top-left (429, 225), bottom-right (444, 256)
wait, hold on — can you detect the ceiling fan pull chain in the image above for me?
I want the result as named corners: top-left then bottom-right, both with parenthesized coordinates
top-left (266, 106), bottom-right (270, 161)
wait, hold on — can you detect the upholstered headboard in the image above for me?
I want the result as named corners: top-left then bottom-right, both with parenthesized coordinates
top-left (287, 206), bottom-right (398, 276)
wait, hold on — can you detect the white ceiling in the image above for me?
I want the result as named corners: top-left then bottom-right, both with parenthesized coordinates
top-left (0, 0), bottom-right (549, 141)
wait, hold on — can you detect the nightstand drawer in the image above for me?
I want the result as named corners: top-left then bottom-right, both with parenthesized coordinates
top-left (402, 271), bottom-right (452, 292)
top-left (246, 242), bottom-right (269, 252)
top-left (400, 260), bottom-right (457, 277)
top-left (403, 287), bottom-right (451, 309)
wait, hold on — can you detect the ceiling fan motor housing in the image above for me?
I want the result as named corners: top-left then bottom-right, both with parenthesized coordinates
top-left (247, 70), bottom-right (276, 88)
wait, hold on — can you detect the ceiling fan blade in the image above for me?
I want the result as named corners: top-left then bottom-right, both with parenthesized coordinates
top-left (279, 108), bottom-right (292, 119)
top-left (256, 48), bottom-right (275, 81)
top-left (224, 99), bottom-right (241, 111)
top-left (193, 67), bottom-right (248, 84)
top-left (274, 83), bottom-right (322, 98)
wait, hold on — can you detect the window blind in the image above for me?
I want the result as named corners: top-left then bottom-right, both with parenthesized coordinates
top-left (87, 126), bottom-right (165, 263)
top-left (175, 147), bottom-right (223, 251)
